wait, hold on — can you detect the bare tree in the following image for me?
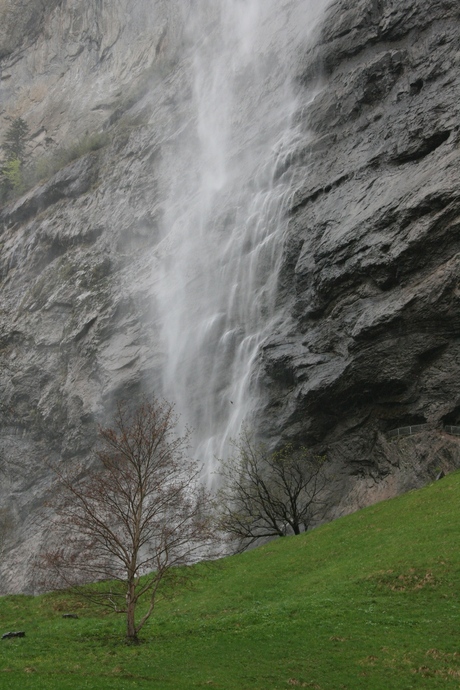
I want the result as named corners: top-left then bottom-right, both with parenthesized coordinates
top-left (42, 398), bottom-right (216, 643)
top-left (217, 430), bottom-right (328, 550)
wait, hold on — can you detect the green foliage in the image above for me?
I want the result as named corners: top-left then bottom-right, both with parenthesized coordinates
top-left (0, 117), bottom-right (29, 199)
top-left (1, 117), bottom-right (29, 163)
top-left (1, 472), bottom-right (460, 687)
top-left (2, 157), bottom-right (23, 191)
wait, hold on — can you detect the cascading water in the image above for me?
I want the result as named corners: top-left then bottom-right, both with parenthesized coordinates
top-left (155, 0), bottom-right (329, 475)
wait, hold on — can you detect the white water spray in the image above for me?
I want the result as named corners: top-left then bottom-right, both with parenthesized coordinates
top-left (155, 0), bottom-right (329, 474)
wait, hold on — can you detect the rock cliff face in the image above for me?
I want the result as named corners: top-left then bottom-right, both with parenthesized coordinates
top-left (262, 0), bottom-right (460, 514)
top-left (0, 0), bottom-right (185, 592)
top-left (0, 0), bottom-right (459, 591)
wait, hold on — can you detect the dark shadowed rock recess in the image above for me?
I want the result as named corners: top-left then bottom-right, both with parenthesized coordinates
top-left (0, 0), bottom-right (459, 591)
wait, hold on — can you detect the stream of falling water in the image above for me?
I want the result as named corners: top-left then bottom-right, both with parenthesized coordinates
top-left (156, 0), bottom-right (329, 477)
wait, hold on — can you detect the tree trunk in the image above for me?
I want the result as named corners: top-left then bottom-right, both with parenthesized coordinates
top-left (126, 584), bottom-right (138, 643)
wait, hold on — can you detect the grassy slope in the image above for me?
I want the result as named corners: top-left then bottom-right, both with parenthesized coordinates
top-left (1, 472), bottom-right (460, 689)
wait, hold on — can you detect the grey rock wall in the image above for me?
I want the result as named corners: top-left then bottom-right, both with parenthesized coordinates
top-left (0, 0), bottom-right (181, 148)
top-left (262, 0), bottom-right (460, 515)
top-left (0, 0), bottom-right (61, 59)
top-left (0, 0), bottom-right (459, 590)
top-left (0, 0), bottom-right (184, 592)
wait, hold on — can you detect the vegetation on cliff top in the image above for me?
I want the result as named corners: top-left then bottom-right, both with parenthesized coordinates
top-left (1, 470), bottom-right (460, 688)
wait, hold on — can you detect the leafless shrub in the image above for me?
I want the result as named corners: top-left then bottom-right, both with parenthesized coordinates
top-left (217, 429), bottom-right (328, 551)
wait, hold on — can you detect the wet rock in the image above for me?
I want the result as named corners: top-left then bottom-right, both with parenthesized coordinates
top-left (262, 0), bottom-right (460, 513)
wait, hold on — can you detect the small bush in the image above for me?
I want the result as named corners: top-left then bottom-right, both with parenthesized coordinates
top-left (0, 117), bottom-right (29, 200)
top-left (2, 157), bottom-right (23, 191)
top-left (26, 131), bottom-right (110, 187)
top-left (0, 130), bottom-right (112, 205)
top-left (1, 117), bottom-right (29, 162)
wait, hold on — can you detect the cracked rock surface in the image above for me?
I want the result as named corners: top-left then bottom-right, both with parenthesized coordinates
top-left (262, 0), bottom-right (460, 514)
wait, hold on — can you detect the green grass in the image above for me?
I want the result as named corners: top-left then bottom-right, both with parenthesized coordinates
top-left (2, 473), bottom-right (460, 688)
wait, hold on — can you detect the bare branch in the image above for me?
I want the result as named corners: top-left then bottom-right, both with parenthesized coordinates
top-left (40, 397), bottom-right (218, 643)
top-left (217, 431), bottom-right (329, 551)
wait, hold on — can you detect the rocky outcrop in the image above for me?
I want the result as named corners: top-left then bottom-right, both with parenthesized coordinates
top-left (262, 0), bottom-right (460, 514)
top-left (0, 0), bottom-right (60, 59)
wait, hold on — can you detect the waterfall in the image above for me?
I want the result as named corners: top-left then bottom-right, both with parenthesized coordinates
top-left (155, 0), bottom-right (329, 476)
